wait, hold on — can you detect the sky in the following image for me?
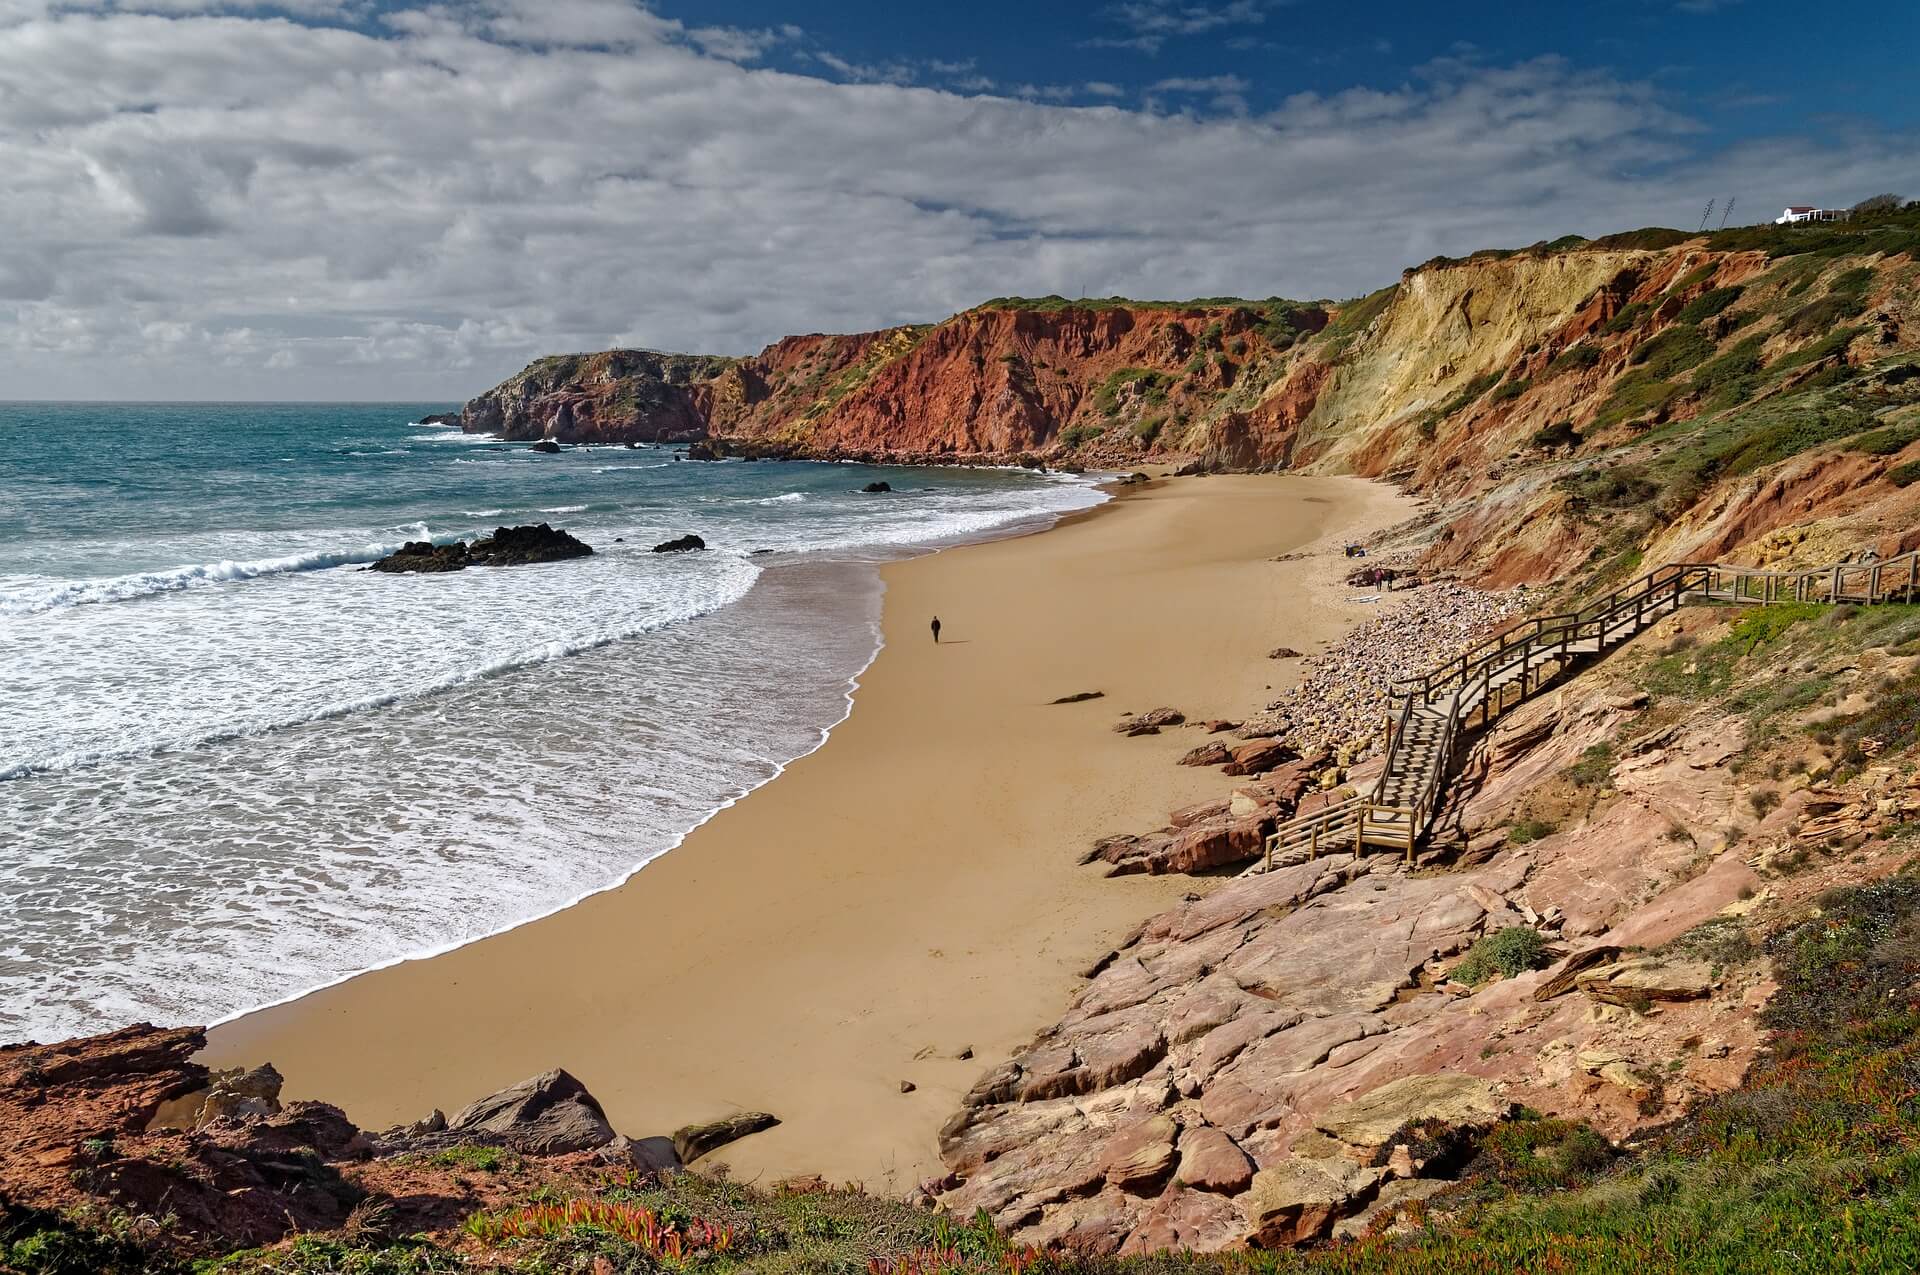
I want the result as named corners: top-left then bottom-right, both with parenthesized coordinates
top-left (1, 0), bottom-right (1916, 401)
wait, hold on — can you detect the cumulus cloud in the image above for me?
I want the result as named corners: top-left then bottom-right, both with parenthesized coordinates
top-left (0, 0), bottom-right (1915, 399)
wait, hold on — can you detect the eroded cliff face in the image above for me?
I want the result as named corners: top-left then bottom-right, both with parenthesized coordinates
top-left (458, 230), bottom-right (1920, 590)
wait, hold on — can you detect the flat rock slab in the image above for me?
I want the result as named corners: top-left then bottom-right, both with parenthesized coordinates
top-left (1315, 1073), bottom-right (1509, 1150)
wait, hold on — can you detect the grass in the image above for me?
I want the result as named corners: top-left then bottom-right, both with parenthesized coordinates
top-left (1890, 460), bottom-right (1920, 487)
top-left (421, 1143), bottom-right (517, 1173)
top-left (1505, 818), bottom-right (1559, 846)
top-left (1450, 928), bottom-right (1550, 985)
top-left (1564, 744), bottom-right (1614, 787)
top-left (1319, 284), bottom-right (1399, 349)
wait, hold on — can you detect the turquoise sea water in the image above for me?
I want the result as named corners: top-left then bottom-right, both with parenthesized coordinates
top-left (0, 403), bottom-right (1103, 1041)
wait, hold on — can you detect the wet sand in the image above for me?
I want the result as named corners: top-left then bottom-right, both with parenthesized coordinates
top-left (204, 474), bottom-right (1411, 1192)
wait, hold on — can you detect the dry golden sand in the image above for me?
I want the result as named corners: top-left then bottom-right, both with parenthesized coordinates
top-left (204, 474), bottom-right (1411, 1192)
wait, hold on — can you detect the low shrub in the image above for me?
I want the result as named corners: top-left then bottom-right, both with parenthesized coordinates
top-left (1786, 291), bottom-right (1869, 339)
top-left (1630, 325), bottom-right (1715, 379)
top-left (1675, 286), bottom-right (1743, 325)
top-left (1547, 343), bottom-right (1603, 376)
top-left (1565, 744), bottom-right (1614, 787)
top-left (1452, 927), bottom-right (1550, 984)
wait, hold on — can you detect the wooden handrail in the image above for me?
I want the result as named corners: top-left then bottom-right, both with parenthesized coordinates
top-left (1249, 548), bottom-right (1916, 877)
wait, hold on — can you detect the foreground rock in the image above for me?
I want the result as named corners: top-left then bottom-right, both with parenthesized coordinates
top-left (862, 481), bottom-right (893, 493)
top-left (370, 524), bottom-right (593, 573)
top-left (443, 1068), bottom-right (615, 1154)
top-left (0, 1024), bottom-right (785, 1260)
top-left (652, 533), bottom-right (707, 553)
top-left (672, 1111), bottom-right (781, 1163)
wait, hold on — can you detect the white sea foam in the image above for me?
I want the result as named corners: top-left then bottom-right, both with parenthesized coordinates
top-left (1, 552), bottom-right (762, 782)
top-left (0, 524), bottom-right (432, 617)
top-left (540, 504), bottom-right (588, 514)
top-left (753, 491), bottom-right (807, 504)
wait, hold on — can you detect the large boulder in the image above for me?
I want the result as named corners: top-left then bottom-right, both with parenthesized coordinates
top-left (446, 1069), bottom-right (616, 1154)
top-left (652, 534), bottom-right (707, 553)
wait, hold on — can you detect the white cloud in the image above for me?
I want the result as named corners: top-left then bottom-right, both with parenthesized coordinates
top-left (1149, 74), bottom-right (1251, 93)
top-left (0, 6), bottom-right (1914, 400)
top-left (1105, 0), bottom-right (1269, 38)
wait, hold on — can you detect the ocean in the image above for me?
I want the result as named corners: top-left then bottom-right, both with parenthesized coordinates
top-left (0, 402), bottom-right (1105, 1042)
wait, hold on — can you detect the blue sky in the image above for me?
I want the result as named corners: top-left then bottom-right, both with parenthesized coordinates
top-left (1, 0), bottom-right (1915, 398)
top-left (653, 0), bottom-right (1920, 147)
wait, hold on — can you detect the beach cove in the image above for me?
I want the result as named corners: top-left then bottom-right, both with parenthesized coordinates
top-left (203, 473), bottom-right (1413, 1191)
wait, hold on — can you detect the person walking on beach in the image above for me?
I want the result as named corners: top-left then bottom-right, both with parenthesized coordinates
top-left (931, 616), bottom-right (942, 644)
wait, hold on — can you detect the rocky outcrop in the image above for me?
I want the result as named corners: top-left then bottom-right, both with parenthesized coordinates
top-left (370, 524), bottom-right (593, 573)
top-left (937, 614), bottom-right (1800, 1252)
top-left (460, 349), bottom-right (738, 443)
top-left (651, 534), bottom-right (706, 553)
top-left (0, 1025), bottom-right (780, 1259)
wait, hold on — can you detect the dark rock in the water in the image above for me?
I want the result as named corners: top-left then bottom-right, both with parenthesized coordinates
top-left (370, 524), bottom-right (592, 573)
top-left (862, 481), bottom-right (893, 493)
top-left (370, 540), bottom-right (469, 573)
top-left (530, 439), bottom-right (563, 453)
top-left (652, 534), bottom-right (707, 554)
top-left (446, 1068), bottom-right (616, 1154)
top-left (419, 412), bottom-right (461, 427)
top-left (671, 1111), bottom-right (780, 1163)
top-left (685, 439), bottom-right (722, 461)
top-left (1051, 691), bottom-right (1106, 705)
top-left (469, 524), bottom-right (592, 567)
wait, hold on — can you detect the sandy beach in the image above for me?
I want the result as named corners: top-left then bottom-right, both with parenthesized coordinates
top-left (203, 473), bottom-right (1411, 1191)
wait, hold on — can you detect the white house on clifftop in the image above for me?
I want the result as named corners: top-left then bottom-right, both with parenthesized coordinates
top-left (1775, 205), bottom-right (1853, 224)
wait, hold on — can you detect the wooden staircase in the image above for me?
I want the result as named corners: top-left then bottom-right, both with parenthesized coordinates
top-left (1242, 549), bottom-right (1920, 876)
